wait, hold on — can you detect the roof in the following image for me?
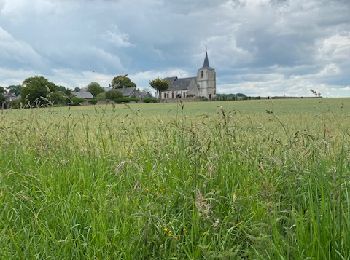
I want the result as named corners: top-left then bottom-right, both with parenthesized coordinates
top-left (72, 91), bottom-right (94, 99)
top-left (164, 77), bottom-right (197, 91)
top-left (203, 51), bottom-right (210, 68)
top-left (133, 90), bottom-right (152, 99)
top-left (117, 87), bottom-right (137, 97)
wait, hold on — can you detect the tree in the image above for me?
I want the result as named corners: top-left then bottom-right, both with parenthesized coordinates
top-left (74, 87), bottom-right (81, 92)
top-left (70, 97), bottom-right (85, 106)
top-left (112, 75), bottom-right (136, 89)
top-left (106, 89), bottom-right (123, 102)
top-left (7, 85), bottom-right (22, 96)
top-left (48, 91), bottom-right (67, 105)
top-left (21, 76), bottom-right (54, 106)
top-left (149, 78), bottom-right (169, 99)
top-left (96, 92), bottom-right (107, 101)
top-left (87, 82), bottom-right (104, 97)
top-left (0, 87), bottom-right (5, 104)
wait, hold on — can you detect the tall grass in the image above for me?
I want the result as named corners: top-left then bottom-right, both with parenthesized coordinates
top-left (0, 100), bottom-right (349, 259)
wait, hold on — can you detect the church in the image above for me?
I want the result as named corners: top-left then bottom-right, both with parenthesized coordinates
top-left (160, 52), bottom-right (217, 100)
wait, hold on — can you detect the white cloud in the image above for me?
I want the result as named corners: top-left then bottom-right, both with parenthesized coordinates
top-left (317, 33), bottom-right (350, 62)
top-left (103, 26), bottom-right (134, 48)
top-left (0, 26), bottom-right (45, 68)
top-left (0, 0), bottom-right (350, 97)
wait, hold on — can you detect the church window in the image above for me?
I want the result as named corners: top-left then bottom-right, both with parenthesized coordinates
top-left (201, 71), bottom-right (204, 78)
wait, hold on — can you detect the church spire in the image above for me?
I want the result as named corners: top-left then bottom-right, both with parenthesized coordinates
top-left (203, 51), bottom-right (210, 68)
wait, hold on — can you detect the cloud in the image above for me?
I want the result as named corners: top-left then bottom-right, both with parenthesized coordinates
top-left (0, 26), bottom-right (45, 69)
top-left (0, 0), bottom-right (350, 97)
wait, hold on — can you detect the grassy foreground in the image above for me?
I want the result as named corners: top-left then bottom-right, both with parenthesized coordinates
top-left (0, 99), bottom-right (350, 259)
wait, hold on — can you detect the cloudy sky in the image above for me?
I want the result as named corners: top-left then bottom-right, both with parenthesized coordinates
top-left (0, 0), bottom-right (350, 97)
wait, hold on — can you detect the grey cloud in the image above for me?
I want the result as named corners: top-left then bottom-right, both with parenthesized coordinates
top-left (0, 0), bottom-right (349, 97)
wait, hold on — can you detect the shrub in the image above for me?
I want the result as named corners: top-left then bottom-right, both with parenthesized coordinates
top-left (106, 90), bottom-right (123, 102)
top-left (88, 98), bottom-right (98, 105)
top-left (143, 97), bottom-right (159, 103)
top-left (70, 97), bottom-right (85, 106)
top-left (96, 92), bottom-right (106, 101)
top-left (113, 97), bottom-right (140, 104)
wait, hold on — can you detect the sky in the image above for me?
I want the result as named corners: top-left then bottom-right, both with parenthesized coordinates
top-left (0, 0), bottom-right (350, 97)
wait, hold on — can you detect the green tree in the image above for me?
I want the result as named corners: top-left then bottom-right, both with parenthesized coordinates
top-left (96, 92), bottom-right (107, 101)
top-left (87, 82), bottom-right (104, 97)
top-left (74, 87), bottom-right (81, 92)
top-left (149, 78), bottom-right (169, 100)
top-left (7, 85), bottom-right (22, 96)
top-left (55, 85), bottom-right (72, 96)
top-left (48, 91), bottom-right (67, 105)
top-left (0, 87), bottom-right (5, 104)
top-left (106, 89), bottom-right (123, 102)
top-left (112, 75), bottom-right (136, 89)
top-left (21, 76), bottom-right (54, 106)
top-left (70, 97), bottom-right (85, 106)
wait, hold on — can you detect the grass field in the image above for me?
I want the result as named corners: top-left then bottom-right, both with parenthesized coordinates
top-left (1, 98), bottom-right (350, 259)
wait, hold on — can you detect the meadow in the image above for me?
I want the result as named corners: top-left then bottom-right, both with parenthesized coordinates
top-left (0, 98), bottom-right (349, 259)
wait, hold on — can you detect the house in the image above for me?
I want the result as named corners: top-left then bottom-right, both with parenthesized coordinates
top-left (118, 87), bottom-right (137, 97)
top-left (4, 93), bottom-right (20, 102)
top-left (71, 91), bottom-right (94, 100)
top-left (161, 52), bottom-right (217, 100)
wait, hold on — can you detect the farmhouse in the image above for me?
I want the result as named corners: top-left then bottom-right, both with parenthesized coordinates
top-left (71, 91), bottom-right (94, 100)
top-left (161, 52), bottom-right (217, 100)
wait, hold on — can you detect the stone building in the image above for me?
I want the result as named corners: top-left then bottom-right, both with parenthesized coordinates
top-left (161, 52), bottom-right (216, 100)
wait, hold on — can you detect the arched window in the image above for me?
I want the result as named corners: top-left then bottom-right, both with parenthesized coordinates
top-left (201, 71), bottom-right (204, 78)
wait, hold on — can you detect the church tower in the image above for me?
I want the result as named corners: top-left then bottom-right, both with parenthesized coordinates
top-left (197, 52), bottom-right (216, 100)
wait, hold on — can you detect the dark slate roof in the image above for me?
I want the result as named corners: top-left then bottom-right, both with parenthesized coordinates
top-left (72, 91), bottom-right (94, 99)
top-left (134, 90), bottom-right (152, 99)
top-left (164, 77), bottom-right (197, 91)
top-left (203, 51), bottom-right (210, 68)
top-left (117, 87), bottom-right (136, 97)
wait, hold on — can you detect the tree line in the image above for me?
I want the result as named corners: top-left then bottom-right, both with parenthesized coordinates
top-left (0, 75), bottom-right (170, 108)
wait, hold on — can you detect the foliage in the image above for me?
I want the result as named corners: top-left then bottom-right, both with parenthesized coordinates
top-left (7, 85), bottom-right (22, 96)
top-left (1, 99), bottom-right (350, 258)
top-left (106, 89), bottom-right (123, 102)
top-left (149, 78), bottom-right (169, 99)
top-left (112, 75), bottom-right (136, 89)
top-left (9, 99), bottom-right (21, 109)
top-left (143, 97), bottom-right (159, 103)
top-left (70, 96), bottom-right (85, 106)
top-left (74, 87), bottom-right (81, 92)
top-left (87, 82), bottom-right (104, 97)
top-left (112, 97), bottom-right (139, 104)
top-left (96, 92), bottom-right (107, 101)
top-left (21, 76), bottom-right (54, 106)
top-left (48, 91), bottom-right (67, 105)
top-left (0, 87), bottom-right (5, 103)
top-left (216, 93), bottom-right (248, 101)
top-left (88, 98), bottom-right (98, 105)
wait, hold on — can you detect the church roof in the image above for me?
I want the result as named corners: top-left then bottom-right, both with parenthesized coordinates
top-left (203, 51), bottom-right (210, 68)
top-left (164, 77), bottom-right (197, 91)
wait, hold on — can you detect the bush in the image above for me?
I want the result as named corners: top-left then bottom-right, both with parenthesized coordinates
top-left (106, 90), bottom-right (123, 102)
top-left (70, 97), bottom-right (85, 106)
top-left (96, 92), bottom-right (106, 101)
top-left (143, 97), bottom-right (159, 103)
top-left (9, 99), bottom-right (21, 109)
top-left (113, 97), bottom-right (140, 104)
top-left (88, 98), bottom-right (98, 105)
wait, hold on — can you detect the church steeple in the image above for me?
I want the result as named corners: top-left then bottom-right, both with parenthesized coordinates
top-left (203, 51), bottom-right (210, 68)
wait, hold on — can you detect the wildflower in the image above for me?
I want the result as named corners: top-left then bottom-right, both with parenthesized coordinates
top-left (213, 218), bottom-right (220, 228)
top-left (195, 190), bottom-right (211, 219)
top-left (114, 161), bottom-right (127, 175)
